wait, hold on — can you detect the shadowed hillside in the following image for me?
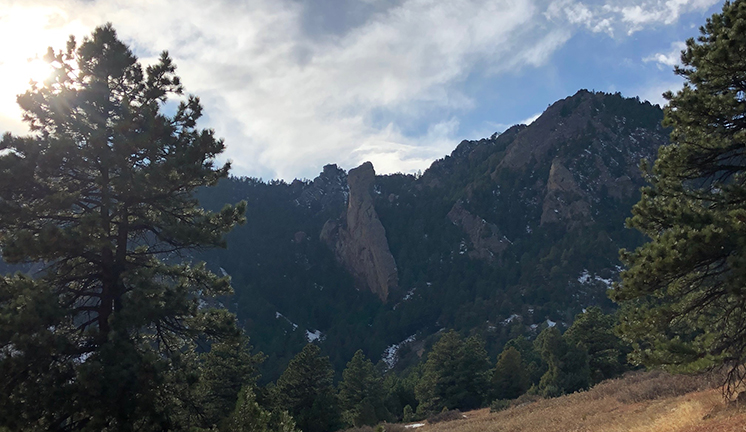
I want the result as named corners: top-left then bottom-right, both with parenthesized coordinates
top-left (196, 90), bottom-right (666, 380)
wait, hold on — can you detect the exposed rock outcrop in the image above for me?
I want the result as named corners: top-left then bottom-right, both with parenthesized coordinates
top-left (489, 90), bottom-right (665, 230)
top-left (447, 201), bottom-right (508, 262)
top-left (320, 162), bottom-right (398, 301)
top-left (295, 164), bottom-right (348, 213)
top-left (540, 158), bottom-right (591, 226)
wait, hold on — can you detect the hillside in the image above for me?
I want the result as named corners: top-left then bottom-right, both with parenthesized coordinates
top-left (404, 371), bottom-right (745, 432)
top-left (196, 90), bottom-right (668, 379)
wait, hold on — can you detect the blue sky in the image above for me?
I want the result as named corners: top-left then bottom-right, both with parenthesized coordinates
top-left (0, 0), bottom-right (724, 180)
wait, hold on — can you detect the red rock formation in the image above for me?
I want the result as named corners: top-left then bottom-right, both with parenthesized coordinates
top-left (320, 162), bottom-right (398, 301)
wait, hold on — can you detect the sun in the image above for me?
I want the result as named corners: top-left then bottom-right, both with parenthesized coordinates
top-left (16, 58), bottom-right (54, 88)
top-left (0, 5), bottom-right (85, 134)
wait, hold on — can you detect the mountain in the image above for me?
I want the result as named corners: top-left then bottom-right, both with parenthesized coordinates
top-left (197, 90), bottom-right (667, 380)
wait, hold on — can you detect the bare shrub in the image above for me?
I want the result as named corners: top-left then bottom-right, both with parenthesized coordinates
top-left (512, 393), bottom-right (542, 407)
top-left (490, 399), bottom-right (511, 413)
top-left (427, 409), bottom-right (463, 424)
top-left (588, 370), bottom-right (721, 404)
top-left (378, 423), bottom-right (408, 432)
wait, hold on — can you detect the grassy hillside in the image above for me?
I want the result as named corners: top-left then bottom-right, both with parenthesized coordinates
top-left (405, 371), bottom-right (746, 432)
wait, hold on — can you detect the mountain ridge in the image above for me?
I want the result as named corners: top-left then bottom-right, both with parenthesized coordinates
top-left (192, 89), bottom-right (665, 379)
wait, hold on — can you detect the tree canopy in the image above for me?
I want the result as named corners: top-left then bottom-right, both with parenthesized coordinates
top-left (565, 307), bottom-right (628, 385)
top-left (535, 327), bottom-right (590, 397)
top-left (338, 349), bottom-right (389, 427)
top-left (491, 346), bottom-right (529, 401)
top-left (415, 330), bottom-right (490, 414)
top-left (275, 344), bottom-right (340, 432)
top-left (613, 0), bottom-right (746, 394)
top-left (0, 24), bottom-right (245, 430)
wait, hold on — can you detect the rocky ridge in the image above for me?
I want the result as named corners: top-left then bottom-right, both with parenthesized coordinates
top-left (320, 162), bottom-right (398, 301)
top-left (195, 90), bottom-right (670, 377)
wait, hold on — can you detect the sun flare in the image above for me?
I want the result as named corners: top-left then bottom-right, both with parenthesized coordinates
top-left (0, 5), bottom-right (86, 134)
top-left (13, 58), bottom-right (54, 89)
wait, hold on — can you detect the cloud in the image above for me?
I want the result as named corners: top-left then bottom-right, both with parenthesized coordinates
top-left (611, 0), bottom-right (721, 34)
top-left (643, 41), bottom-right (687, 67)
top-left (546, 0), bottom-right (720, 36)
top-left (0, 0), bottom-right (722, 180)
top-left (520, 112), bottom-right (543, 125)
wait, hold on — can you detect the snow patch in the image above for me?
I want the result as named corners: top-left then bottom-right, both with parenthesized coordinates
top-left (578, 269), bottom-right (614, 287)
top-left (546, 319), bottom-right (556, 327)
top-left (405, 423), bottom-right (425, 429)
top-left (382, 334), bottom-right (416, 370)
top-left (275, 312), bottom-right (298, 330)
top-left (306, 329), bottom-right (323, 343)
top-left (403, 287), bottom-right (417, 301)
top-left (502, 314), bottom-right (520, 325)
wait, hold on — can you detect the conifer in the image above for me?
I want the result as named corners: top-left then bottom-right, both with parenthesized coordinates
top-left (0, 24), bottom-right (245, 430)
top-left (613, 0), bottom-right (746, 393)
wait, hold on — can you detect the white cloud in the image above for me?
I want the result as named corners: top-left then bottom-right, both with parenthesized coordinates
top-left (520, 112), bottom-right (543, 125)
top-left (611, 0), bottom-right (721, 34)
top-left (0, 0), bottom-right (721, 179)
top-left (644, 41), bottom-right (687, 67)
top-left (547, 0), bottom-right (719, 36)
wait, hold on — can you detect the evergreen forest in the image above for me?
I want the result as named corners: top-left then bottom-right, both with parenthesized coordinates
top-left (2, 0), bottom-right (746, 430)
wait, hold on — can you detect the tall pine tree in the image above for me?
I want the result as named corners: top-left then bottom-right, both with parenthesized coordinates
top-left (535, 327), bottom-right (590, 397)
top-left (491, 346), bottom-right (529, 401)
top-left (612, 0), bottom-right (746, 394)
top-left (564, 307), bottom-right (627, 385)
top-left (275, 344), bottom-right (340, 432)
top-left (338, 350), bottom-right (388, 427)
top-left (0, 25), bottom-right (245, 431)
top-left (415, 331), bottom-right (490, 414)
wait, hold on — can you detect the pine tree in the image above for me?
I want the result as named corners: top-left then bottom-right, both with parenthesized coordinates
top-left (457, 335), bottom-right (492, 409)
top-left (415, 331), bottom-right (490, 414)
top-left (226, 386), bottom-right (299, 432)
top-left (535, 327), bottom-right (590, 397)
top-left (503, 336), bottom-right (545, 387)
top-left (564, 307), bottom-right (627, 385)
top-left (491, 346), bottom-right (529, 400)
top-left (0, 25), bottom-right (245, 430)
top-left (612, 0), bottom-right (746, 394)
top-left (197, 338), bottom-right (265, 428)
top-left (383, 367), bottom-right (420, 421)
top-left (338, 350), bottom-right (388, 427)
top-left (275, 344), bottom-right (340, 432)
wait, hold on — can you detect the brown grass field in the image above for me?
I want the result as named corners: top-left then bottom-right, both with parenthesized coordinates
top-left (407, 371), bottom-right (746, 432)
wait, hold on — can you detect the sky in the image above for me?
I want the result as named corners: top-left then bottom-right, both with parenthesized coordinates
top-left (0, 0), bottom-right (724, 180)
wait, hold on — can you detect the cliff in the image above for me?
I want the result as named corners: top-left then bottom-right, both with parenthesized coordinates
top-left (320, 162), bottom-right (398, 301)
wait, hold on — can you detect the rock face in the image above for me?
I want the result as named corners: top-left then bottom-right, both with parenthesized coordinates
top-left (447, 201), bottom-right (508, 262)
top-left (294, 164), bottom-right (348, 213)
top-left (489, 90), bottom-right (665, 230)
top-left (320, 162), bottom-right (398, 301)
top-left (540, 159), bottom-right (591, 227)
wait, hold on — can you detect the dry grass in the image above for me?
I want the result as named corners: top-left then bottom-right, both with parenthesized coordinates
top-left (412, 370), bottom-right (746, 432)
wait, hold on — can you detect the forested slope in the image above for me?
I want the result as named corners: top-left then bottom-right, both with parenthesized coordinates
top-left (196, 90), bottom-right (668, 380)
